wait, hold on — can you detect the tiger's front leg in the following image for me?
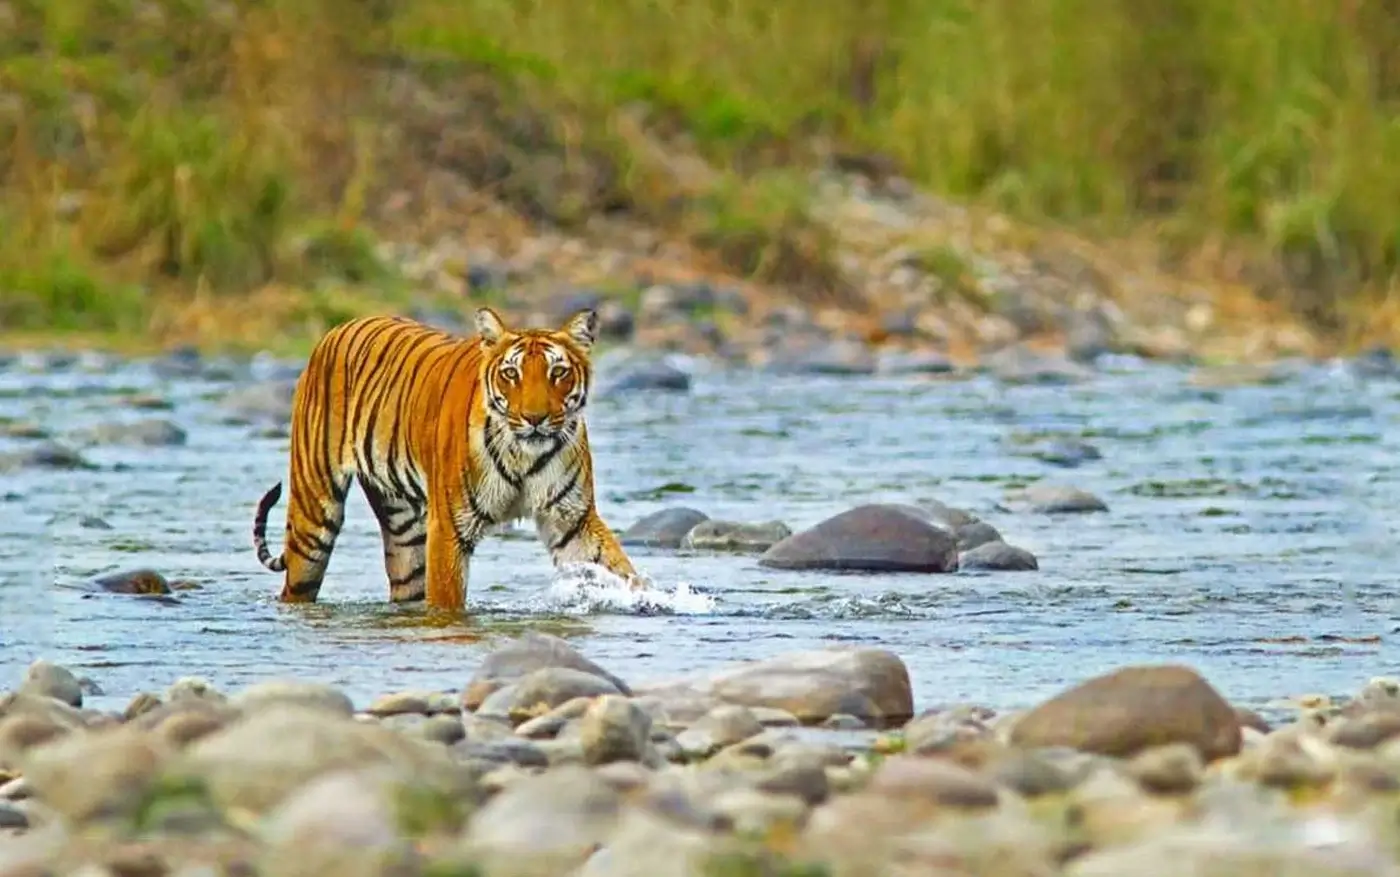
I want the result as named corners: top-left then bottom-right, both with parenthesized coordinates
top-left (534, 502), bottom-right (641, 590)
top-left (424, 496), bottom-right (471, 612)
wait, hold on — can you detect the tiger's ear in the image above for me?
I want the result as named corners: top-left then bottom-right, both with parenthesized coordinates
top-left (475, 307), bottom-right (509, 346)
top-left (560, 309), bottom-right (598, 353)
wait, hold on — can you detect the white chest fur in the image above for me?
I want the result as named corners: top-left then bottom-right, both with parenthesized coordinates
top-left (465, 425), bottom-right (585, 529)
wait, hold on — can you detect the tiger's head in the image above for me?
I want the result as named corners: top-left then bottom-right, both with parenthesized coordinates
top-left (475, 306), bottom-right (598, 451)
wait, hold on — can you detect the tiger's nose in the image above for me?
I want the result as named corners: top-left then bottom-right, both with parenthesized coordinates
top-left (522, 412), bottom-right (548, 426)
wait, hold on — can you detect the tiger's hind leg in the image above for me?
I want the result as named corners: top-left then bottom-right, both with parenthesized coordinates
top-left (358, 476), bottom-right (427, 602)
top-left (279, 472), bottom-right (354, 603)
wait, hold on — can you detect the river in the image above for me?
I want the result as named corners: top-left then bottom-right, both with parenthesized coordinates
top-left (1, 349), bottom-right (1395, 720)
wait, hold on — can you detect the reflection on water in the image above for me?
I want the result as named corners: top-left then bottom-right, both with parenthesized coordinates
top-left (2, 353), bottom-right (1398, 720)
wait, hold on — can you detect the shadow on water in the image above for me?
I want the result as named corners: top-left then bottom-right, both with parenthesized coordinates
top-left (3, 353), bottom-right (1400, 716)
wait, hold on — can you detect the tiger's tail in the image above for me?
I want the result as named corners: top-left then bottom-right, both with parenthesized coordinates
top-left (252, 481), bottom-right (287, 573)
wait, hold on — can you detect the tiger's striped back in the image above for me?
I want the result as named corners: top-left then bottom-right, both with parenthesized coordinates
top-left (251, 308), bottom-right (639, 610)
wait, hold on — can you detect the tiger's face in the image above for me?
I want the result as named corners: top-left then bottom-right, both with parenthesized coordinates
top-left (476, 307), bottom-right (597, 451)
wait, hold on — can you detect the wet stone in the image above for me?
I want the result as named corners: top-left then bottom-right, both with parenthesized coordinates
top-left (1003, 484), bottom-right (1109, 514)
top-left (959, 541), bottom-right (1040, 571)
top-left (680, 519), bottom-right (792, 553)
top-left (760, 504), bottom-right (959, 573)
top-left (92, 569), bottom-right (173, 596)
top-left (620, 507), bottom-right (711, 549)
top-left (18, 660), bottom-right (84, 708)
top-left (462, 631), bottom-right (631, 710)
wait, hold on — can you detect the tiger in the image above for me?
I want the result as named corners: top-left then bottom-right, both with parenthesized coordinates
top-left (250, 306), bottom-right (641, 611)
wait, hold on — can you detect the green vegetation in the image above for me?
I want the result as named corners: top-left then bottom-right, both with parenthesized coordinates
top-left (3, 0), bottom-right (1398, 345)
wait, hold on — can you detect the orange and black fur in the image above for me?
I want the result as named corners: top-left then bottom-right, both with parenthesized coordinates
top-left (250, 307), bottom-right (640, 611)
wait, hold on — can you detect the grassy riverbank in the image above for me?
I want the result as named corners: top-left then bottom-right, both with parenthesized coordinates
top-left (4, 0), bottom-right (1398, 354)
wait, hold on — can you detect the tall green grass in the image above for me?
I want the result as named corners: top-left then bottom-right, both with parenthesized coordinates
top-left (4, 0), bottom-right (1398, 335)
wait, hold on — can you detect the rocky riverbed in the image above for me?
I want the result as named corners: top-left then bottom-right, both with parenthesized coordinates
top-left (5, 641), bottom-right (1400, 875)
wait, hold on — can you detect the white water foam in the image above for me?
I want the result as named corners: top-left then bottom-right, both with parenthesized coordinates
top-left (541, 563), bottom-right (717, 616)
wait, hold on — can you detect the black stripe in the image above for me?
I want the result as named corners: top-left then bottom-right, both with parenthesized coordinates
top-left (540, 464), bottom-right (581, 512)
top-left (287, 541), bottom-right (321, 564)
top-left (465, 489), bottom-right (495, 526)
top-left (354, 322), bottom-right (414, 474)
top-left (483, 420), bottom-right (521, 488)
top-left (286, 578), bottom-right (321, 597)
top-left (549, 511), bottom-right (589, 553)
top-left (523, 437), bottom-right (565, 478)
top-left (389, 563), bottom-right (426, 587)
top-left (398, 531), bottom-right (427, 547)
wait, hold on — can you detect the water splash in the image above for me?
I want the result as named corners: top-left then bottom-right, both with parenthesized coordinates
top-left (542, 563), bottom-right (717, 616)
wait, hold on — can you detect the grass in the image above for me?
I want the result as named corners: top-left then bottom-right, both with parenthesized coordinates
top-left (3, 0), bottom-right (1399, 350)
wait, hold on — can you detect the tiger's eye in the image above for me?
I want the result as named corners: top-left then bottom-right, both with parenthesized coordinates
top-left (500, 365), bottom-right (520, 381)
top-left (549, 366), bottom-right (569, 381)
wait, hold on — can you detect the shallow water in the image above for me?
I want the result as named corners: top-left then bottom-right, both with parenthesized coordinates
top-left (2, 351), bottom-right (1398, 719)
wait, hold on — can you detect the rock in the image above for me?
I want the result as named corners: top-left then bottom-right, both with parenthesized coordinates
top-left (596, 300), bottom-right (635, 342)
top-left (640, 647), bottom-right (914, 728)
top-left (767, 340), bottom-right (878, 376)
top-left (759, 504), bottom-right (959, 573)
top-left (0, 800), bottom-right (26, 829)
top-left (476, 668), bottom-right (624, 723)
top-left (1125, 742), bottom-right (1205, 794)
top-left (20, 726), bottom-right (166, 822)
top-left (576, 807), bottom-right (718, 877)
top-left (578, 696), bottom-right (652, 765)
top-left (177, 706), bottom-right (474, 814)
top-left (0, 712), bottom-right (74, 767)
top-left (875, 349), bottom-right (956, 375)
top-left (596, 356), bottom-right (691, 396)
top-left (1327, 709), bottom-right (1400, 749)
top-left (989, 749), bottom-right (1091, 797)
top-left (167, 677), bottom-right (228, 705)
top-left (900, 705), bottom-right (997, 754)
top-left (219, 379), bottom-right (297, 424)
top-left (959, 541), bottom-right (1039, 571)
top-left (865, 755), bottom-right (1000, 808)
top-left (673, 706), bottom-right (765, 760)
top-left (1024, 437), bottom-right (1103, 468)
top-left (232, 680), bottom-right (356, 717)
top-left (1066, 826), bottom-right (1400, 877)
top-left (914, 499), bottom-right (981, 531)
top-left (463, 765), bottom-right (622, 871)
top-left (18, 661), bottom-right (83, 708)
top-left (91, 569), bottom-right (173, 596)
top-left (1234, 706), bottom-right (1272, 735)
top-left (955, 520), bottom-right (1003, 551)
top-left (1009, 665), bottom-right (1242, 760)
top-left (1003, 483), bottom-right (1109, 514)
top-left (0, 441), bottom-right (94, 473)
top-left (619, 508), bottom-right (710, 549)
top-left (680, 520), bottom-right (791, 553)
top-left (515, 697), bottom-right (594, 738)
top-left (260, 768), bottom-right (408, 852)
top-left (134, 701), bottom-right (235, 749)
top-left (985, 345), bottom-right (1093, 385)
top-left (365, 692), bottom-right (434, 718)
top-left (68, 418), bottom-right (187, 447)
top-left (463, 632), bottom-right (631, 710)
top-left (412, 714), bottom-right (465, 746)
top-left (454, 738), bottom-right (549, 770)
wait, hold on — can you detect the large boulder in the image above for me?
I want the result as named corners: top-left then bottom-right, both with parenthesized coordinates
top-left (1008, 665), bottom-right (1242, 761)
top-left (758, 504), bottom-right (959, 573)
